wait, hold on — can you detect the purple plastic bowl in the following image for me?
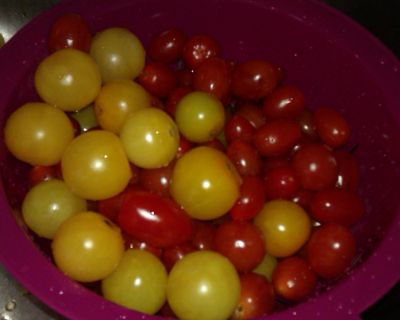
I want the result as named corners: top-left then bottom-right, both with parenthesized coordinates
top-left (0, 0), bottom-right (399, 319)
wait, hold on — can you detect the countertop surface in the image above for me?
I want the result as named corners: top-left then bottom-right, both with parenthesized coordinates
top-left (0, 0), bottom-right (399, 319)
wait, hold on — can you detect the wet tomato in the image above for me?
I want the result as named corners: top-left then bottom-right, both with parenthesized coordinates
top-left (148, 28), bottom-right (187, 63)
top-left (48, 13), bottom-right (92, 53)
top-left (232, 273), bottom-right (275, 319)
top-left (118, 191), bottom-right (193, 248)
top-left (183, 34), bottom-right (220, 69)
top-left (215, 220), bottom-right (266, 272)
top-left (306, 223), bottom-right (356, 279)
top-left (272, 257), bottom-right (317, 301)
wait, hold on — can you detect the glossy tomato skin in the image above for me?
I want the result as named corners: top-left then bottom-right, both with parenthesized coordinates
top-left (236, 103), bottom-right (267, 129)
top-left (272, 257), bottom-right (317, 301)
top-left (123, 234), bottom-right (163, 258)
top-left (165, 86), bottom-right (192, 117)
top-left (138, 161), bottom-right (174, 196)
top-left (333, 150), bottom-right (360, 191)
top-left (183, 34), bottom-right (220, 69)
top-left (118, 191), bottom-right (193, 248)
top-left (231, 60), bottom-right (278, 100)
top-left (313, 106), bottom-right (350, 148)
top-left (138, 62), bottom-right (177, 98)
top-left (215, 220), bottom-right (266, 272)
top-left (306, 223), bottom-right (356, 279)
top-left (253, 119), bottom-right (301, 157)
top-left (232, 273), bottom-right (275, 320)
top-left (310, 188), bottom-right (364, 226)
top-left (264, 165), bottom-right (300, 200)
top-left (292, 144), bottom-right (338, 191)
top-left (227, 140), bottom-right (263, 176)
top-left (262, 85), bottom-right (305, 119)
top-left (148, 28), bottom-right (187, 63)
top-left (193, 57), bottom-right (230, 99)
top-left (191, 221), bottom-right (217, 250)
top-left (225, 114), bottom-right (255, 144)
top-left (28, 165), bottom-right (60, 187)
top-left (162, 242), bottom-right (196, 271)
top-left (48, 13), bottom-right (92, 53)
top-left (297, 110), bottom-right (319, 141)
top-left (230, 176), bottom-right (266, 220)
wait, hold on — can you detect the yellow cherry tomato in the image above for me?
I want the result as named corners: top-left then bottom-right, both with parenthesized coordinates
top-left (35, 48), bottom-right (101, 111)
top-left (90, 27), bottom-right (145, 82)
top-left (22, 179), bottom-right (87, 239)
top-left (102, 249), bottom-right (167, 315)
top-left (167, 251), bottom-right (240, 320)
top-left (254, 200), bottom-right (311, 258)
top-left (4, 102), bottom-right (74, 165)
top-left (94, 80), bottom-right (151, 133)
top-left (120, 108), bottom-right (179, 169)
top-left (175, 91), bottom-right (225, 143)
top-left (61, 130), bottom-right (131, 200)
top-left (52, 211), bottom-right (124, 282)
top-left (253, 253), bottom-right (278, 281)
top-left (170, 146), bottom-right (241, 220)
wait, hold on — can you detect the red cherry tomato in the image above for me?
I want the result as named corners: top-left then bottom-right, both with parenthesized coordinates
top-left (292, 144), bottom-right (338, 191)
top-left (310, 188), bottom-right (364, 226)
top-left (48, 13), bottom-right (92, 52)
top-left (201, 137), bottom-right (226, 152)
top-left (176, 134), bottom-right (194, 159)
top-left (231, 60), bottom-right (278, 100)
top-left (193, 57), bottom-right (230, 99)
top-left (333, 150), bottom-right (360, 191)
top-left (262, 85), bottom-right (305, 119)
top-left (148, 28), bottom-right (187, 63)
top-left (191, 221), bottom-right (216, 250)
top-left (214, 220), bottom-right (265, 272)
top-left (262, 157), bottom-right (289, 174)
top-left (227, 140), bottom-right (263, 176)
top-left (253, 119), bottom-right (301, 157)
top-left (123, 234), bottom-right (163, 258)
top-left (28, 165), bottom-right (59, 187)
top-left (165, 86), bottom-right (192, 117)
top-left (291, 188), bottom-right (314, 211)
top-left (118, 191), bottom-right (193, 248)
top-left (138, 62), bottom-right (177, 98)
top-left (176, 68), bottom-right (193, 87)
top-left (306, 223), bottom-right (356, 279)
top-left (138, 161), bottom-right (174, 196)
top-left (230, 176), bottom-right (266, 221)
top-left (183, 34), bottom-right (220, 69)
top-left (297, 110), bottom-right (319, 141)
top-left (264, 165), bottom-right (300, 200)
top-left (162, 242), bottom-right (196, 271)
top-left (232, 273), bottom-right (275, 319)
top-left (236, 103), bottom-right (267, 129)
top-left (313, 106), bottom-right (350, 148)
top-left (272, 257), bottom-right (317, 301)
top-left (225, 114), bottom-right (255, 144)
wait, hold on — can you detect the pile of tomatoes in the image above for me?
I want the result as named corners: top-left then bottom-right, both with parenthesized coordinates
top-left (3, 13), bottom-right (365, 320)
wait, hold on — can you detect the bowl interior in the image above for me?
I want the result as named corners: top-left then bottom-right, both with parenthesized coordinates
top-left (0, 0), bottom-right (400, 319)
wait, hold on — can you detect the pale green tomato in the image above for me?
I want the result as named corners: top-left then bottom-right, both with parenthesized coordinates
top-left (52, 211), bottom-right (124, 282)
top-left (167, 251), bottom-right (240, 320)
top-left (94, 80), bottom-right (151, 133)
top-left (90, 28), bottom-right (145, 83)
top-left (102, 249), bottom-right (167, 315)
top-left (120, 108), bottom-right (179, 169)
top-left (61, 130), bottom-right (131, 200)
top-left (254, 200), bottom-right (311, 258)
top-left (170, 146), bottom-right (241, 220)
top-left (70, 104), bottom-right (98, 133)
top-left (35, 49), bottom-right (101, 111)
top-left (4, 102), bottom-right (74, 165)
top-left (22, 179), bottom-right (87, 239)
top-left (175, 91), bottom-right (225, 143)
top-left (253, 253), bottom-right (278, 281)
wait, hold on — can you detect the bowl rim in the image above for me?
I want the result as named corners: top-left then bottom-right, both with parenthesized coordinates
top-left (0, 0), bottom-right (399, 319)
